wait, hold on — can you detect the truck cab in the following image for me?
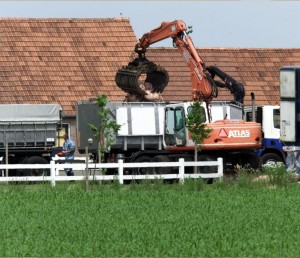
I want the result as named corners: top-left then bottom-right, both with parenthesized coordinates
top-left (244, 105), bottom-right (285, 166)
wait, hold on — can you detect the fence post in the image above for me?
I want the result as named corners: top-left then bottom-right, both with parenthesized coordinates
top-left (5, 142), bottom-right (8, 178)
top-left (178, 158), bottom-right (185, 184)
top-left (118, 159), bottom-right (124, 185)
top-left (85, 146), bottom-right (89, 191)
top-left (52, 157), bottom-right (59, 176)
top-left (217, 157), bottom-right (223, 180)
top-left (50, 160), bottom-right (56, 187)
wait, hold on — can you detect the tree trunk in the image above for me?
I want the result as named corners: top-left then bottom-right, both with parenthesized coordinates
top-left (194, 144), bottom-right (198, 173)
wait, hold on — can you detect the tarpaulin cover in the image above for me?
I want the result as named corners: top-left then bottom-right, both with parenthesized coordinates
top-left (0, 104), bottom-right (62, 122)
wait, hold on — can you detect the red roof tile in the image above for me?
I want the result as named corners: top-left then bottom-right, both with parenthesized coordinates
top-left (146, 48), bottom-right (300, 106)
top-left (1, 18), bottom-right (300, 115)
top-left (0, 18), bottom-right (137, 115)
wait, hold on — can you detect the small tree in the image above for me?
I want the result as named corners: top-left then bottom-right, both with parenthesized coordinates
top-left (88, 95), bottom-right (121, 164)
top-left (186, 101), bottom-right (213, 172)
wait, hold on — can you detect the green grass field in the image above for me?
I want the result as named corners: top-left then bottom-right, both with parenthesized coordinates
top-left (0, 168), bottom-right (300, 257)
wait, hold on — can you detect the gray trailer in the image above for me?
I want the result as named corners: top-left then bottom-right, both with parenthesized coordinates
top-left (0, 104), bottom-right (63, 176)
top-left (76, 101), bottom-right (166, 161)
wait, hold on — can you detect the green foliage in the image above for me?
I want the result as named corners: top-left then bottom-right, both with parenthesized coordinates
top-left (1, 166), bottom-right (300, 257)
top-left (88, 94), bottom-right (121, 162)
top-left (182, 177), bottom-right (205, 191)
top-left (236, 168), bottom-right (259, 189)
top-left (186, 101), bottom-right (212, 150)
top-left (1, 180), bottom-right (300, 257)
top-left (263, 163), bottom-right (296, 187)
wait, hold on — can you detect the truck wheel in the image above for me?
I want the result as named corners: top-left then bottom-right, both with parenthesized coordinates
top-left (151, 155), bottom-right (173, 174)
top-left (24, 156), bottom-right (50, 176)
top-left (240, 153), bottom-right (262, 170)
top-left (133, 156), bottom-right (152, 175)
top-left (197, 155), bottom-right (217, 184)
top-left (261, 153), bottom-right (284, 167)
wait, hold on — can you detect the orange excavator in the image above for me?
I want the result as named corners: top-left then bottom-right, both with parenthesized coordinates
top-left (115, 20), bottom-right (262, 170)
top-left (115, 20), bottom-right (245, 117)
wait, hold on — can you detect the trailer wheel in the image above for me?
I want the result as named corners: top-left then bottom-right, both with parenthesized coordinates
top-left (133, 156), bottom-right (152, 175)
top-left (24, 156), bottom-right (50, 176)
top-left (151, 155), bottom-right (173, 174)
top-left (197, 155), bottom-right (217, 184)
top-left (261, 153), bottom-right (284, 167)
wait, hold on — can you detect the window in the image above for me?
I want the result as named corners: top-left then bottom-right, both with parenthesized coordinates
top-left (273, 109), bottom-right (280, 129)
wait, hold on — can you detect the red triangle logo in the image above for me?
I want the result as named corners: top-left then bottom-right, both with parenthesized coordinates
top-left (218, 128), bottom-right (228, 138)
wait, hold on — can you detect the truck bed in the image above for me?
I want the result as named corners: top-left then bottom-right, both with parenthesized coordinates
top-left (76, 101), bottom-right (167, 153)
top-left (0, 104), bottom-right (62, 151)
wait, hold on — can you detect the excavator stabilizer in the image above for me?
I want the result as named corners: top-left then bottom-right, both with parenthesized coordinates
top-left (115, 58), bottom-right (169, 95)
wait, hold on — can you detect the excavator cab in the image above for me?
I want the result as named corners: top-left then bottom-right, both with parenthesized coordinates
top-left (164, 105), bottom-right (187, 146)
top-left (115, 48), bottom-right (169, 96)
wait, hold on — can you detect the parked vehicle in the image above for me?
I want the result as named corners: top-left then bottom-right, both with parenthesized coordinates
top-left (0, 104), bottom-right (63, 176)
top-left (279, 66), bottom-right (300, 172)
top-left (243, 67), bottom-right (300, 167)
top-left (244, 105), bottom-right (285, 165)
top-left (77, 20), bottom-right (262, 175)
top-left (76, 100), bottom-right (256, 173)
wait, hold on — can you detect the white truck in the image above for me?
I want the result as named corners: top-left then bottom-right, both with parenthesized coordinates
top-left (0, 104), bottom-right (63, 176)
top-left (248, 66), bottom-right (300, 169)
top-left (244, 105), bottom-right (285, 165)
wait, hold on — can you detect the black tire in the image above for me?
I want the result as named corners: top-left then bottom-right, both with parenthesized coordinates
top-left (151, 155), bottom-right (173, 174)
top-left (240, 152), bottom-right (262, 170)
top-left (23, 156), bottom-right (50, 176)
top-left (132, 156), bottom-right (152, 175)
top-left (197, 155), bottom-right (217, 184)
top-left (261, 153), bottom-right (283, 167)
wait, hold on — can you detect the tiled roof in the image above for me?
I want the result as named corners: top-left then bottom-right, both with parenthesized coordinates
top-left (0, 18), bottom-right (137, 115)
top-left (1, 18), bottom-right (300, 116)
top-left (146, 48), bottom-right (300, 107)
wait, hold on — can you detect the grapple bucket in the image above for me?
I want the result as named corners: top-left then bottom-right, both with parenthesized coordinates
top-left (115, 58), bottom-right (169, 95)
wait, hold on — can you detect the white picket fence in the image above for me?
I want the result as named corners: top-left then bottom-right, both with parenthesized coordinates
top-left (0, 157), bottom-right (223, 187)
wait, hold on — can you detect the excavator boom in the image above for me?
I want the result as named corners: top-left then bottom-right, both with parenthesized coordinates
top-left (115, 19), bottom-right (245, 107)
top-left (137, 20), bottom-right (187, 49)
top-left (206, 66), bottom-right (245, 104)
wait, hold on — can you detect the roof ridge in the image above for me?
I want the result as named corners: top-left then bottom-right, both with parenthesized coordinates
top-left (0, 17), bottom-right (130, 22)
top-left (147, 47), bottom-right (300, 51)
